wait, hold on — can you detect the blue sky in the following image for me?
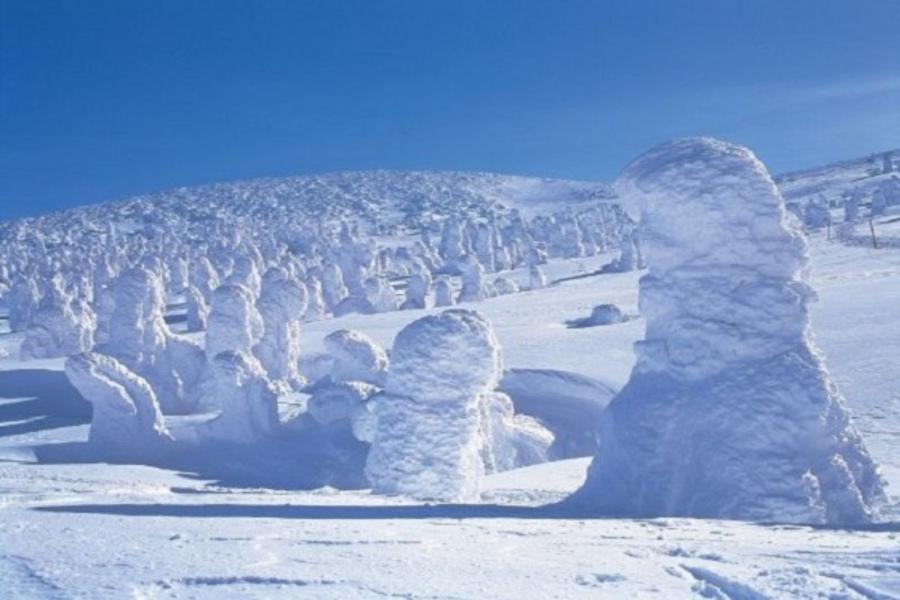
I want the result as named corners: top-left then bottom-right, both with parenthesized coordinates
top-left (2, 0), bottom-right (899, 219)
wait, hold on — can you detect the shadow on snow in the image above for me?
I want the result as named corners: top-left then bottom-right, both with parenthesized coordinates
top-left (0, 369), bottom-right (90, 438)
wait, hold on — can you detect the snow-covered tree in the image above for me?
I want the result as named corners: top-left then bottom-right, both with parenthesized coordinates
top-left (204, 351), bottom-right (280, 443)
top-left (569, 138), bottom-right (885, 525)
top-left (323, 329), bottom-right (389, 386)
top-left (65, 352), bottom-right (172, 460)
top-left (254, 268), bottom-right (307, 392)
top-left (100, 268), bottom-right (204, 414)
top-left (365, 310), bottom-right (501, 500)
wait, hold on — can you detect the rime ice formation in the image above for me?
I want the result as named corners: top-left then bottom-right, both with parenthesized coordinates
top-left (65, 352), bottom-right (172, 460)
top-left (321, 262), bottom-right (349, 312)
top-left (254, 269), bottom-right (308, 391)
top-left (457, 257), bottom-right (487, 303)
top-left (570, 137), bottom-right (885, 525)
top-left (7, 276), bottom-right (41, 332)
top-left (439, 217), bottom-right (466, 264)
top-left (205, 284), bottom-right (265, 360)
top-left (433, 277), bottom-right (455, 307)
top-left (184, 285), bottom-right (209, 333)
top-left (189, 256), bottom-right (220, 304)
top-left (308, 381), bottom-right (378, 426)
top-left (100, 268), bottom-right (205, 414)
top-left (493, 276), bottom-right (519, 295)
top-left (479, 391), bottom-right (554, 473)
top-left (204, 351), bottom-right (281, 443)
top-left (323, 329), bottom-right (389, 386)
top-left (303, 277), bottom-right (326, 321)
top-left (21, 276), bottom-right (95, 359)
top-left (401, 272), bottom-right (430, 310)
top-left (225, 255), bottom-right (262, 299)
top-left (362, 309), bottom-right (550, 497)
top-left (364, 275), bottom-right (399, 313)
top-left (529, 265), bottom-right (547, 290)
top-left (365, 310), bottom-right (500, 500)
top-left (603, 231), bottom-right (640, 273)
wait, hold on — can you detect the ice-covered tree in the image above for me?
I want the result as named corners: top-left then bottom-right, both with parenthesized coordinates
top-left (365, 309), bottom-right (501, 500)
top-left (433, 277), bottom-right (455, 307)
top-left (529, 265), bottom-right (547, 290)
top-left (323, 329), bottom-right (389, 386)
top-left (204, 351), bottom-right (280, 443)
top-left (569, 138), bottom-right (885, 525)
top-left (21, 275), bottom-right (95, 359)
top-left (65, 352), bottom-right (172, 460)
top-left (205, 283), bottom-right (264, 360)
top-left (100, 268), bottom-right (204, 414)
top-left (184, 285), bottom-right (209, 332)
top-left (254, 269), bottom-right (308, 392)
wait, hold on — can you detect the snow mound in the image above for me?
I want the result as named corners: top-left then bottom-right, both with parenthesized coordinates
top-left (570, 137), bottom-right (886, 525)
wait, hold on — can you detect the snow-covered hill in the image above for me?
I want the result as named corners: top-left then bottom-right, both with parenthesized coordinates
top-left (775, 148), bottom-right (899, 204)
top-left (0, 170), bottom-right (614, 239)
top-left (1, 145), bottom-right (899, 598)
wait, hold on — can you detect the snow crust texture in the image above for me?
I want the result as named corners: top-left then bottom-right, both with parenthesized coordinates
top-left (573, 137), bottom-right (886, 525)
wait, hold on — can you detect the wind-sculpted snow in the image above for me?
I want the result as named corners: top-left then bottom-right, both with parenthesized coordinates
top-left (365, 309), bottom-right (500, 500)
top-left (254, 268), bottom-right (307, 392)
top-left (204, 351), bottom-right (280, 443)
top-left (322, 329), bottom-right (389, 387)
top-left (65, 352), bottom-right (172, 460)
top-left (571, 137), bottom-right (886, 525)
top-left (99, 268), bottom-right (205, 414)
top-left (21, 275), bottom-right (95, 359)
top-left (205, 284), bottom-right (264, 360)
top-left (364, 309), bottom-right (552, 499)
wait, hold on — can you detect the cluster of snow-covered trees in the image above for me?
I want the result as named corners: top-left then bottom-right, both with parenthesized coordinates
top-left (62, 287), bottom-right (551, 499)
top-left (0, 201), bottom-right (634, 356)
top-left (3, 143), bottom-right (885, 526)
top-left (786, 173), bottom-right (900, 231)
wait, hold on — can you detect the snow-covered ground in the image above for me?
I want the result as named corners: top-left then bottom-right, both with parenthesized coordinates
top-left (1, 223), bottom-right (898, 598)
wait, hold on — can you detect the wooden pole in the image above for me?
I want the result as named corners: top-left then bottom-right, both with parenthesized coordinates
top-left (869, 217), bottom-right (879, 249)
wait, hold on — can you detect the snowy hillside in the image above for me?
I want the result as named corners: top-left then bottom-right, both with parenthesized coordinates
top-left (776, 148), bottom-right (899, 204)
top-left (1, 141), bottom-right (899, 598)
top-left (0, 170), bottom-right (615, 239)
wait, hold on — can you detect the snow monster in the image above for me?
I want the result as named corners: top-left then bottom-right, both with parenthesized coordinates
top-left (569, 137), bottom-right (885, 525)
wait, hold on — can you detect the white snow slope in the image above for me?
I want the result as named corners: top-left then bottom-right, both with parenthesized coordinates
top-left (0, 157), bottom-right (899, 599)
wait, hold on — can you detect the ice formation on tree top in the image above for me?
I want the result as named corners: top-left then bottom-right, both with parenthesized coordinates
top-left (323, 329), bottom-right (389, 387)
top-left (570, 137), bottom-right (885, 524)
top-left (205, 284), bottom-right (264, 360)
top-left (21, 275), bottom-right (95, 360)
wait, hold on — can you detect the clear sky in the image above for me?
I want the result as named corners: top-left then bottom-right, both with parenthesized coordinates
top-left (2, 0), bottom-right (899, 220)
